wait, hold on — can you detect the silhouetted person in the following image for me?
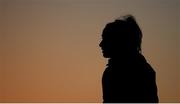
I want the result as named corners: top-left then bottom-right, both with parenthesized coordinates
top-left (99, 15), bottom-right (159, 103)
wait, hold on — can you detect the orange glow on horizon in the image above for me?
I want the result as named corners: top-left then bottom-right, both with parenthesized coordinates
top-left (0, 0), bottom-right (179, 103)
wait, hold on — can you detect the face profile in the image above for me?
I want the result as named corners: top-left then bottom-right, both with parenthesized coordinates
top-left (99, 36), bottom-right (112, 58)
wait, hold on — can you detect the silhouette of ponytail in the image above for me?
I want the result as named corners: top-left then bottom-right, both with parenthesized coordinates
top-left (126, 15), bottom-right (142, 52)
top-left (123, 15), bottom-right (142, 52)
top-left (114, 15), bottom-right (142, 53)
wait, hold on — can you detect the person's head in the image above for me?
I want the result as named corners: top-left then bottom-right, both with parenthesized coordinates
top-left (99, 15), bottom-right (142, 58)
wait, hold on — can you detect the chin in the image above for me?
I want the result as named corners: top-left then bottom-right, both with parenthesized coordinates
top-left (103, 53), bottom-right (111, 58)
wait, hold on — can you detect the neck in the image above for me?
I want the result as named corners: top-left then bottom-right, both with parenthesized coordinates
top-left (111, 51), bottom-right (140, 59)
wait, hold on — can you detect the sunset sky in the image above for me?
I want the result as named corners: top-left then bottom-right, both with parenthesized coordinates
top-left (0, 0), bottom-right (179, 102)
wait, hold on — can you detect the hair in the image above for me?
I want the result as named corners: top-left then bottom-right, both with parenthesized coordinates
top-left (119, 15), bottom-right (142, 52)
top-left (103, 15), bottom-right (142, 53)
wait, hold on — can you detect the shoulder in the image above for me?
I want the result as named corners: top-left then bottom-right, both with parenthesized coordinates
top-left (138, 54), bottom-right (156, 74)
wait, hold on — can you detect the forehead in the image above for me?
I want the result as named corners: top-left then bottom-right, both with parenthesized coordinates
top-left (102, 21), bottom-right (128, 38)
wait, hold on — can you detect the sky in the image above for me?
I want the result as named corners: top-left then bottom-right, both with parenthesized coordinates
top-left (0, 0), bottom-right (179, 103)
